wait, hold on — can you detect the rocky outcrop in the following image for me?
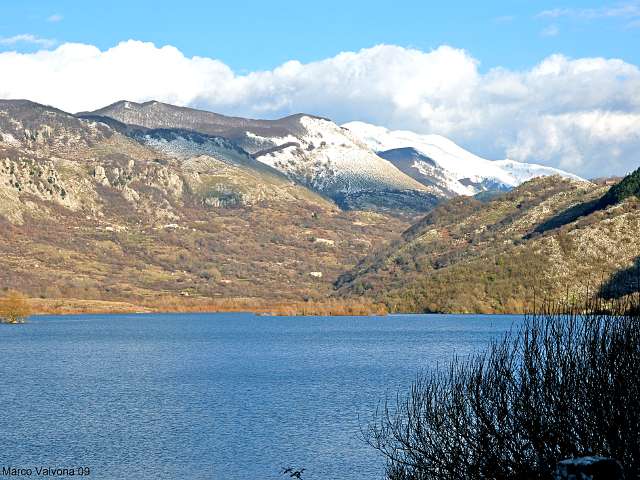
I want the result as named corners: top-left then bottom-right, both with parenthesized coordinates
top-left (93, 165), bottom-right (110, 186)
top-left (554, 457), bottom-right (624, 480)
top-left (1, 156), bottom-right (70, 203)
top-left (0, 99), bottom-right (111, 155)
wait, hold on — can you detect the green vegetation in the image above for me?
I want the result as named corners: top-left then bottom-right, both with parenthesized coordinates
top-left (598, 166), bottom-right (640, 208)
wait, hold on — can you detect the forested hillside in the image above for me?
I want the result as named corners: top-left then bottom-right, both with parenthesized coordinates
top-left (336, 175), bottom-right (640, 313)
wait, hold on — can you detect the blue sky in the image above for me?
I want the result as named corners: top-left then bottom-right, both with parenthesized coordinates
top-left (2, 0), bottom-right (640, 72)
top-left (1, 1), bottom-right (640, 177)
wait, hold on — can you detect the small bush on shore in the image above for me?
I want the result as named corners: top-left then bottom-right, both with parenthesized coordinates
top-left (367, 297), bottom-right (640, 479)
top-left (0, 291), bottom-right (32, 324)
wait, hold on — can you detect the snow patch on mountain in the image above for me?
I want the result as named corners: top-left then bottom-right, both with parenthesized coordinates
top-left (492, 160), bottom-right (582, 184)
top-left (141, 132), bottom-right (245, 162)
top-left (135, 130), bottom-right (287, 181)
top-left (343, 121), bottom-right (584, 196)
top-left (250, 116), bottom-right (428, 195)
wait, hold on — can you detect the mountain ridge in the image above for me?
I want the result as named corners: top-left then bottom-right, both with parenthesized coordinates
top-left (83, 100), bottom-right (440, 213)
top-left (83, 99), bottom-right (584, 214)
top-left (343, 121), bottom-right (584, 197)
top-left (81, 99), bottom-right (323, 138)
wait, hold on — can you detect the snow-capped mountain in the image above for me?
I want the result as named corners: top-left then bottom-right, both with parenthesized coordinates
top-left (244, 116), bottom-right (427, 193)
top-left (87, 101), bottom-right (426, 196)
top-left (84, 100), bottom-right (583, 212)
top-left (86, 101), bottom-right (440, 213)
top-left (343, 121), bottom-right (584, 197)
top-left (241, 115), bottom-right (443, 212)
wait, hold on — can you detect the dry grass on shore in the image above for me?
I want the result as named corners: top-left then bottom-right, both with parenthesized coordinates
top-left (27, 296), bottom-right (388, 317)
top-left (28, 298), bottom-right (154, 315)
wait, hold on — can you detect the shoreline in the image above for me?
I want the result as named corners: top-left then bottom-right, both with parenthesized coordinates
top-left (24, 297), bottom-right (538, 317)
top-left (22, 295), bottom-right (635, 318)
top-left (26, 297), bottom-right (390, 317)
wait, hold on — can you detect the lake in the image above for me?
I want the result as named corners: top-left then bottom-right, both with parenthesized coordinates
top-left (0, 313), bottom-right (523, 480)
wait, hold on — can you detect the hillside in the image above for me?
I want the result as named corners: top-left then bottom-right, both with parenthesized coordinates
top-left (336, 174), bottom-right (640, 313)
top-left (84, 100), bottom-right (309, 139)
top-left (0, 99), bottom-right (410, 306)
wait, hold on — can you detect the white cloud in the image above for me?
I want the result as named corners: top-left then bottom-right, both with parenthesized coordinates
top-left (47, 14), bottom-right (64, 23)
top-left (0, 34), bottom-right (56, 49)
top-left (0, 40), bottom-right (639, 178)
top-left (540, 24), bottom-right (560, 37)
top-left (493, 15), bottom-right (515, 24)
top-left (537, 8), bottom-right (572, 19)
top-left (537, 2), bottom-right (640, 20)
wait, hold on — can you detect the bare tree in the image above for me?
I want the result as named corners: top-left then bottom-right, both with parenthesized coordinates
top-left (0, 291), bottom-right (31, 324)
top-left (367, 297), bottom-right (640, 479)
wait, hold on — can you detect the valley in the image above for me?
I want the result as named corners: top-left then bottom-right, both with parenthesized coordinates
top-left (0, 98), bottom-right (636, 314)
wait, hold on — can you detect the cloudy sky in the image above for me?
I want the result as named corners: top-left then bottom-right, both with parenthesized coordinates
top-left (1, 0), bottom-right (640, 178)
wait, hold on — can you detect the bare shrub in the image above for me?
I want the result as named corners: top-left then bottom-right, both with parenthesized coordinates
top-left (0, 291), bottom-right (32, 323)
top-left (367, 298), bottom-right (640, 479)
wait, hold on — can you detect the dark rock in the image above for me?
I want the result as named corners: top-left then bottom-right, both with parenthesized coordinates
top-left (554, 456), bottom-right (624, 480)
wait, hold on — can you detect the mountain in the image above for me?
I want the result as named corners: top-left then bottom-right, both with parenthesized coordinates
top-left (85, 101), bottom-right (588, 213)
top-left (335, 174), bottom-right (640, 313)
top-left (343, 121), bottom-right (582, 197)
top-left (83, 101), bottom-right (439, 213)
top-left (0, 99), bottom-right (412, 306)
top-left (0, 99), bottom-right (324, 221)
top-left (242, 115), bottom-right (439, 212)
top-left (84, 100), bottom-right (309, 140)
top-left (4, 98), bottom-right (621, 315)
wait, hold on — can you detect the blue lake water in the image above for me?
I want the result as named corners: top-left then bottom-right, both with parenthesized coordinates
top-left (0, 313), bottom-right (523, 480)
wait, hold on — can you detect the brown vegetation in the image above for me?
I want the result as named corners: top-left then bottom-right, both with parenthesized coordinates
top-left (27, 296), bottom-right (387, 316)
top-left (0, 291), bottom-right (31, 323)
top-left (27, 297), bottom-right (152, 315)
top-left (338, 176), bottom-right (640, 313)
top-left (0, 99), bottom-right (412, 313)
top-left (0, 191), bottom-right (407, 309)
